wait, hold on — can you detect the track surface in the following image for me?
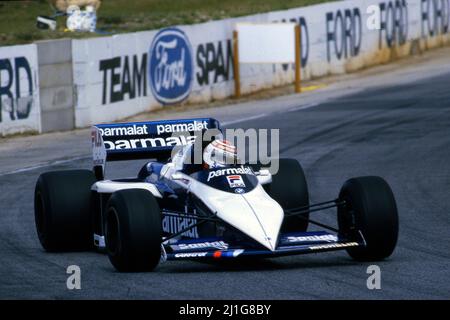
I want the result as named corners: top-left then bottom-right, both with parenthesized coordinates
top-left (1, 70), bottom-right (450, 299)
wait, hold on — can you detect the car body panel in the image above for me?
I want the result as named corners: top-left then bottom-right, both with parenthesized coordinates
top-left (164, 231), bottom-right (362, 260)
top-left (88, 118), bottom-right (366, 261)
top-left (189, 180), bottom-right (283, 251)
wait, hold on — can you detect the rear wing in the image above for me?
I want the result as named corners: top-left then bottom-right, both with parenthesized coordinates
top-left (92, 118), bottom-right (221, 179)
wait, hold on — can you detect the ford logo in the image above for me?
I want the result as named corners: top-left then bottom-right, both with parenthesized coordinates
top-left (148, 28), bottom-right (193, 105)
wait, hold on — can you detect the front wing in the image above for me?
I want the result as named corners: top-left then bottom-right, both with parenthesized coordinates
top-left (163, 231), bottom-right (365, 261)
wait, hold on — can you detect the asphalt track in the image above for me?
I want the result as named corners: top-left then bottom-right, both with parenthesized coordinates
top-left (1, 66), bottom-right (450, 299)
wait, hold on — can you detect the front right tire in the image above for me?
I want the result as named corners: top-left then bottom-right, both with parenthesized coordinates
top-left (105, 189), bottom-right (162, 272)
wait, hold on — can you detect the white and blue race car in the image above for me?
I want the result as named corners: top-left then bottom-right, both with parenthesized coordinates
top-left (34, 118), bottom-right (399, 272)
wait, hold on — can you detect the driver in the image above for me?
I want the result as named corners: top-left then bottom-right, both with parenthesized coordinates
top-left (142, 138), bottom-right (240, 181)
top-left (170, 138), bottom-right (239, 175)
top-left (202, 139), bottom-right (238, 169)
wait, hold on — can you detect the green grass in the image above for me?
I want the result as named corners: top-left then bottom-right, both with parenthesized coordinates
top-left (0, 0), bottom-right (333, 46)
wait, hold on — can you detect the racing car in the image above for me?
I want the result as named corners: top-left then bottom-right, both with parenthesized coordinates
top-left (34, 118), bottom-right (399, 272)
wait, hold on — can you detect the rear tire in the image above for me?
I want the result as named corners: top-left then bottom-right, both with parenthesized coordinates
top-left (34, 170), bottom-right (95, 252)
top-left (338, 176), bottom-right (399, 261)
top-left (105, 189), bottom-right (162, 272)
top-left (258, 158), bottom-right (309, 232)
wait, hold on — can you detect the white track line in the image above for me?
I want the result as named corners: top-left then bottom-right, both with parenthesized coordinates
top-left (287, 102), bottom-right (320, 112)
top-left (221, 113), bottom-right (269, 126)
top-left (221, 102), bottom-right (321, 126)
top-left (0, 155), bottom-right (90, 177)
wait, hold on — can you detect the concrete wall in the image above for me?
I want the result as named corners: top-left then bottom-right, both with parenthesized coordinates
top-left (37, 39), bottom-right (75, 133)
top-left (71, 0), bottom-right (450, 127)
top-left (0, 44), bottom-right (41, 136)
top-left (1, 0), bottom-right (450, 136)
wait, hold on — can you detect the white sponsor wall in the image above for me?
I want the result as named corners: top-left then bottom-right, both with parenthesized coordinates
top-left (0, 44), bottom-right (41, 136)
top-left (0, 0), bottom-right (447, 135)
top-left (72, 0), bottom-right (450, 127)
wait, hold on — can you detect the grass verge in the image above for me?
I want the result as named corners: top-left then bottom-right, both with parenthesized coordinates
top-left (0, 0), bottom-right (333, 46)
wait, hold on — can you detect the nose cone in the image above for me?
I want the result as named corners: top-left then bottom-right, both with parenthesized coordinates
top-left (192, 183), bottom-right (284, 251)
top-left (241, 186), bottom-right (283, 251)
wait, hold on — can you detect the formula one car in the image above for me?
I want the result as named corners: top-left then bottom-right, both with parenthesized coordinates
top-left (34, 118), bottom-right (399, 272)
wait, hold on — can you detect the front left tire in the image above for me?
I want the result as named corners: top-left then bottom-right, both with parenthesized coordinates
top-left (262, 158), bottom-right (310, 232)
top-left (338, 176), bottom-right (399, 261)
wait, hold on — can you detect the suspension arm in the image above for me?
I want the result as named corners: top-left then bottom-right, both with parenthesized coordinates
top-left (284, 199), bottom-right (345, 233)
